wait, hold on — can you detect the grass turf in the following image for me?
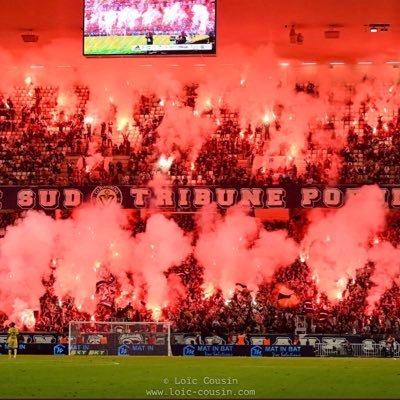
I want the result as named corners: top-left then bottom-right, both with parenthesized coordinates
top-left (84, 35), bottom-right (209, 55)
top-left (0, 356), bottom-right (399, 398)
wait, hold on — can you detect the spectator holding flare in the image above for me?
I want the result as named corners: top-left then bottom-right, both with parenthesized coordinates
top-left (7, 322), bottom-right (19, 359)
top-left (236, 331), bottom-right (246, 345)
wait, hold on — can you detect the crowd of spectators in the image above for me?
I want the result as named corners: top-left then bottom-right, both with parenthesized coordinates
top-left (340, 119), bottom-right (400, 184)
top-left (0, 211), bottom-right (399, 338)
top-left (1, 80), bottom-right (400, 337)
top-left (2, 81), bottom-right (400, 188)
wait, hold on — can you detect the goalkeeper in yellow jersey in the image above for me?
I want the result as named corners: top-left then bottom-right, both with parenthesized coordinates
top-left (7, 322), bottom-right (19, 359)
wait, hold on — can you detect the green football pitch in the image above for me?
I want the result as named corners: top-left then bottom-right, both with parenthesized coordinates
top-left (0, 356), bottom-right (399, 398)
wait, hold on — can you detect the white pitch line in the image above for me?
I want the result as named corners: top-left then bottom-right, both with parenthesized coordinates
top-left (0, 361), bottom-right (121, 366)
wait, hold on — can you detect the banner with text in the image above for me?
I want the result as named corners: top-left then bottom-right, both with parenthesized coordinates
top-left (0, 185), bottom-right (399, 210)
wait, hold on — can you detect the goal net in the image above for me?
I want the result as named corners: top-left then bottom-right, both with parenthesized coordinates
top-left (68, 321), bottom-right (171, 356)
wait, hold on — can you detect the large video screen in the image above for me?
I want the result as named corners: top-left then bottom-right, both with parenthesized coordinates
top-left (84, 0), bottom-right (216, 56)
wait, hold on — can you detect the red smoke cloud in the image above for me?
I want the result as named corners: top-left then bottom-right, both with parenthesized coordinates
top-left (195, 204), bottom-right (299, 297)
top-left (301, 185), bottom-right (387, 301)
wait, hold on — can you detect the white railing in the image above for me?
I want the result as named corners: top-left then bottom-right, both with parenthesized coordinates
top-left (315, 343), bottom-right (399, 358)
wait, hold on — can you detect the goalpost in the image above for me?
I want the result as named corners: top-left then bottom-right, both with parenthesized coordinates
top-left (68, 321), bottom-right (172, 356)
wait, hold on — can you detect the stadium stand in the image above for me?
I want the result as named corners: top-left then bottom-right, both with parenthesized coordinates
top-left (0, 79), bottom-right (400, 342)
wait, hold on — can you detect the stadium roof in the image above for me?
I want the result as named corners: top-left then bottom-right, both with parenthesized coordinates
top-left (0, 0), bottom-right (399, 63)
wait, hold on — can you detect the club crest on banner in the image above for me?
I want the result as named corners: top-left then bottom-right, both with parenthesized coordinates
top-left (91, 186), bottom-right (123, 206)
